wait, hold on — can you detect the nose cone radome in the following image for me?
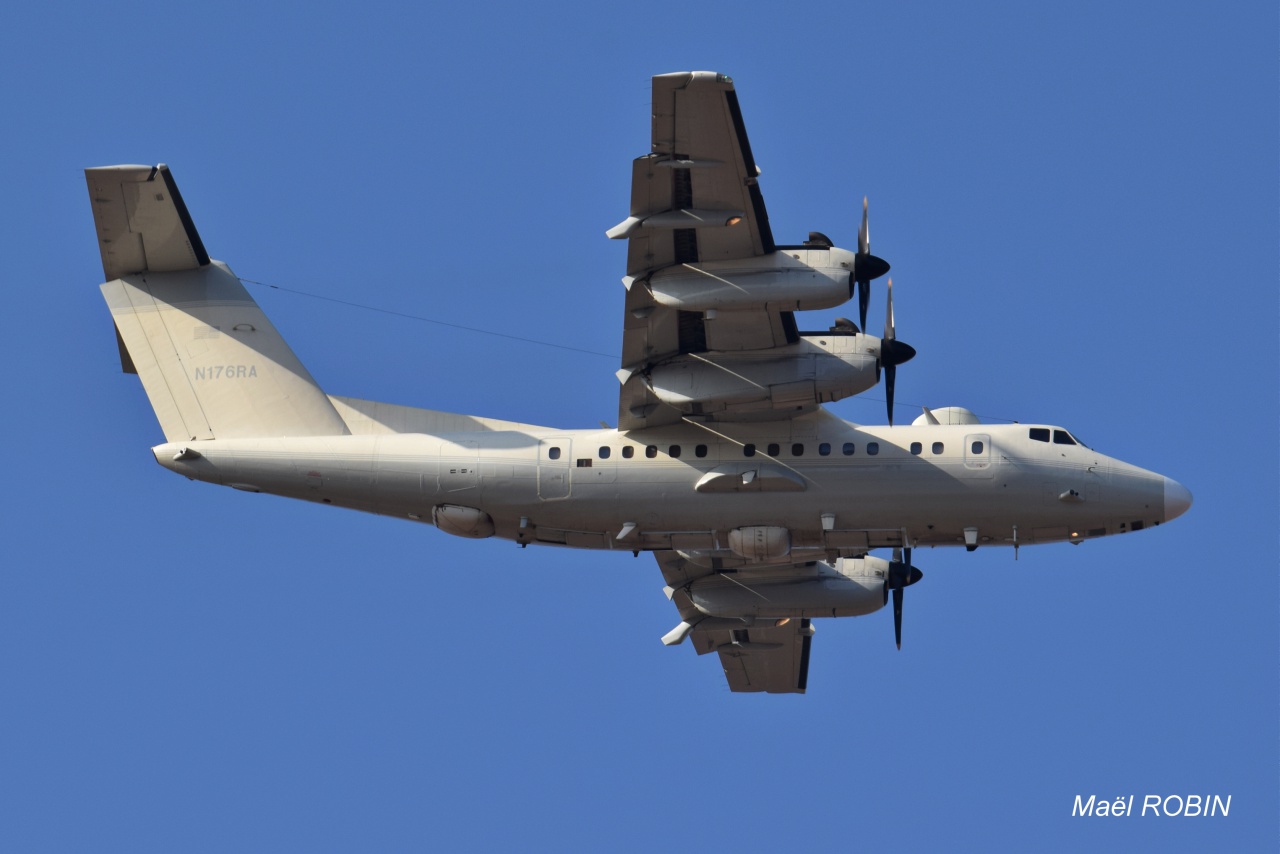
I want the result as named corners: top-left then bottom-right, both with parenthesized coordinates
top-left (1163, 477), bottom-right (1192, 522)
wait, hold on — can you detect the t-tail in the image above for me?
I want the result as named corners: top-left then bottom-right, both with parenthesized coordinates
top-left (86, 164), bottom-right (349, 441)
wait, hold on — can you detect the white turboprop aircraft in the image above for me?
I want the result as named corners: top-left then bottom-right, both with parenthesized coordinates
top-left (87, 71), bottom-right (1190, 693)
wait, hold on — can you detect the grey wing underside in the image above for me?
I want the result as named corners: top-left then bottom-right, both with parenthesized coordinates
top-left (615, 72), bottom-right (801, 431)
top-left (655, 550), bottom-right (812, 694)
top-left (620, 72), bottom-right (774, 277)
top-left (694, 620), bottom-right (813, 694)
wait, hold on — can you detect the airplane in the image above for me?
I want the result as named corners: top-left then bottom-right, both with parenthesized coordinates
top-left (85, 71), bottom-right (1191, 694)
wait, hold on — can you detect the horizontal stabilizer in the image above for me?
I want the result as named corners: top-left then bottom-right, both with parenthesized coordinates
top-left (86, 164), bottom-right (209, 281)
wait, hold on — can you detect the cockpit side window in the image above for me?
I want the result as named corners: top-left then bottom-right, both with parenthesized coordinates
top-left (1052, 430), bottom-right (1077, 445)
top-left (1029, 428), bottom-right (1050, 443)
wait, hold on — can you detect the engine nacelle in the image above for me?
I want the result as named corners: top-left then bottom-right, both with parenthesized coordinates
top-left (646, 334), bottom-right (879, 416)
top-left (646, 248), bottom-right (856, 312)
top-left (687, 557), bottom-right (887, 619)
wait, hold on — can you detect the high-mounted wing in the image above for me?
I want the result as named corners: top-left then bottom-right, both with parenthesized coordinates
top-left (608, 72), bottom-right (774, 273)
top-left (609, 73), bottom-right (887, 430)
top-left (654, 550), bottom-right (814, 694)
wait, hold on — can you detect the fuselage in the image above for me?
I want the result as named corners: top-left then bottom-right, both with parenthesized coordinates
top-left (152, 408), bottom-right (1190, 562)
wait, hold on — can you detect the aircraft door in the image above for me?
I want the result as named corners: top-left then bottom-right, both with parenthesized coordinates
top-left (963, 433), bottom-right (993, 477)
top-left (538, 438), bottom-right (571, 500)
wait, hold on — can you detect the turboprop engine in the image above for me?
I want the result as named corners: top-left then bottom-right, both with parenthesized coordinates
top-left (686, 555), bottom-right (908, 620)
top-left (644, 246), bottom-right (857, 312)
top-left (644, 330), bottom-right (881, 416)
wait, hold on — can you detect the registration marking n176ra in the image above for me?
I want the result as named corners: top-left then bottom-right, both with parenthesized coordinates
top-left (194, 365), bottom-right (257, 380)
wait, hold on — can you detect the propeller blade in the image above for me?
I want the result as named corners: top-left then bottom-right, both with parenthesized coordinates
top-left (858, 196), bottom-right (870, 255)
top-left (851, 196), bottom-right (889, 333)
top-left (857, 278), bottom-right (871, 337)
top-left (885, 364), bottom-right (896, 426)
top-left (886, 545), bottom-right (922, 649)
top-left (883, 278), bottom-right (895, 341)
top-left (892, 586), bottom-right (904, 650)
top-left (884, 278), bottom-right (896, 425)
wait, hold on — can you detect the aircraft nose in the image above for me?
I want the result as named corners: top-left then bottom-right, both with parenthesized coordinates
top-left (1163, 477), bottom-right (1192, 521)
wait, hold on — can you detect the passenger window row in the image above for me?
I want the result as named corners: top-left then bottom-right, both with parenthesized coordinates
top-left (548, 439), bottom-right (950, 461)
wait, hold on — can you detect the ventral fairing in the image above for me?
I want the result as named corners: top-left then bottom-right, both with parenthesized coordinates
top-left (86, 72), bottom-right (1191, 693)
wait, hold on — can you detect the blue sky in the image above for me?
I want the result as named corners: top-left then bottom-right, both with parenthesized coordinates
top-left (1, 1), bottom-right (1275, 850)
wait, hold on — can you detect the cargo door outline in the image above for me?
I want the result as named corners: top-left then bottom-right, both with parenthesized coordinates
top-left (538, 438), bottom-right (571, 500)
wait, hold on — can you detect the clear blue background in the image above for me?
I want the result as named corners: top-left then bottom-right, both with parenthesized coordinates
top-left (2, 2), bottom-right (1275, 850)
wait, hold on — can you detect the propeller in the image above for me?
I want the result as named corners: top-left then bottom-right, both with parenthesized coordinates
top-left (878, 278), bottom-right (916, 425)
top-left (883, 545), bottom-right (924, 649)
top-left (852, 197), bottom-right (891, 334)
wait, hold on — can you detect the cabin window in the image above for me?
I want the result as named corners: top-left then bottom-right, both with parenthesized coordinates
top-left (819, 442), bottom-right (831, 456)
top-left (622, 446), bottom-right (634, 459)
top-left (910, 442), bottom-right (922, 455)
top-left (932, 442), bottom-right (944, 455)
top-left (971, 440), bottom-right (984, 455)
top-left (1029, 428), bottom-right (1050, 443)
top-left (599, 446), bottom-right (611, 459)
top-left (695, 444), bottom-right (708, 458)
top-left (842, 442), bottom-right (855, 456)
top-left (791, 443), bottom-right (804, 456)
top-left (743, 444), bottom-right (756, 457)
top-left (767, 443), bottom-right (781, 456)
top-left (867, 442), bottom-right (880, 456)
top-left (548, 447), bottom-right (561, 460)
top-left (645, 445), bottom-right (658, 458)
top-left (1053, 430), bottom-right (1077, 445)
top-left (669, 445), bottom-right (682, 458)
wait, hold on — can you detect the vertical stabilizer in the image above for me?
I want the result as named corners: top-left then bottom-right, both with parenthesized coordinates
top-left (88, 165), bottom-right (349, 441)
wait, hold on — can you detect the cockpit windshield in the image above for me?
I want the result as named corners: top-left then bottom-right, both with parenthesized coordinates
top-left (1028, 427), bottom-right (1089, 449)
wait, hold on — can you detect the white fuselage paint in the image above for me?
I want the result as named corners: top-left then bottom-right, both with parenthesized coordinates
top-left (152, 411), bottom-right (1178, 558)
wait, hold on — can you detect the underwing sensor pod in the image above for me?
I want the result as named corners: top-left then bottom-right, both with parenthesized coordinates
top-left (87, 71), bottom-right (1190, 694)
